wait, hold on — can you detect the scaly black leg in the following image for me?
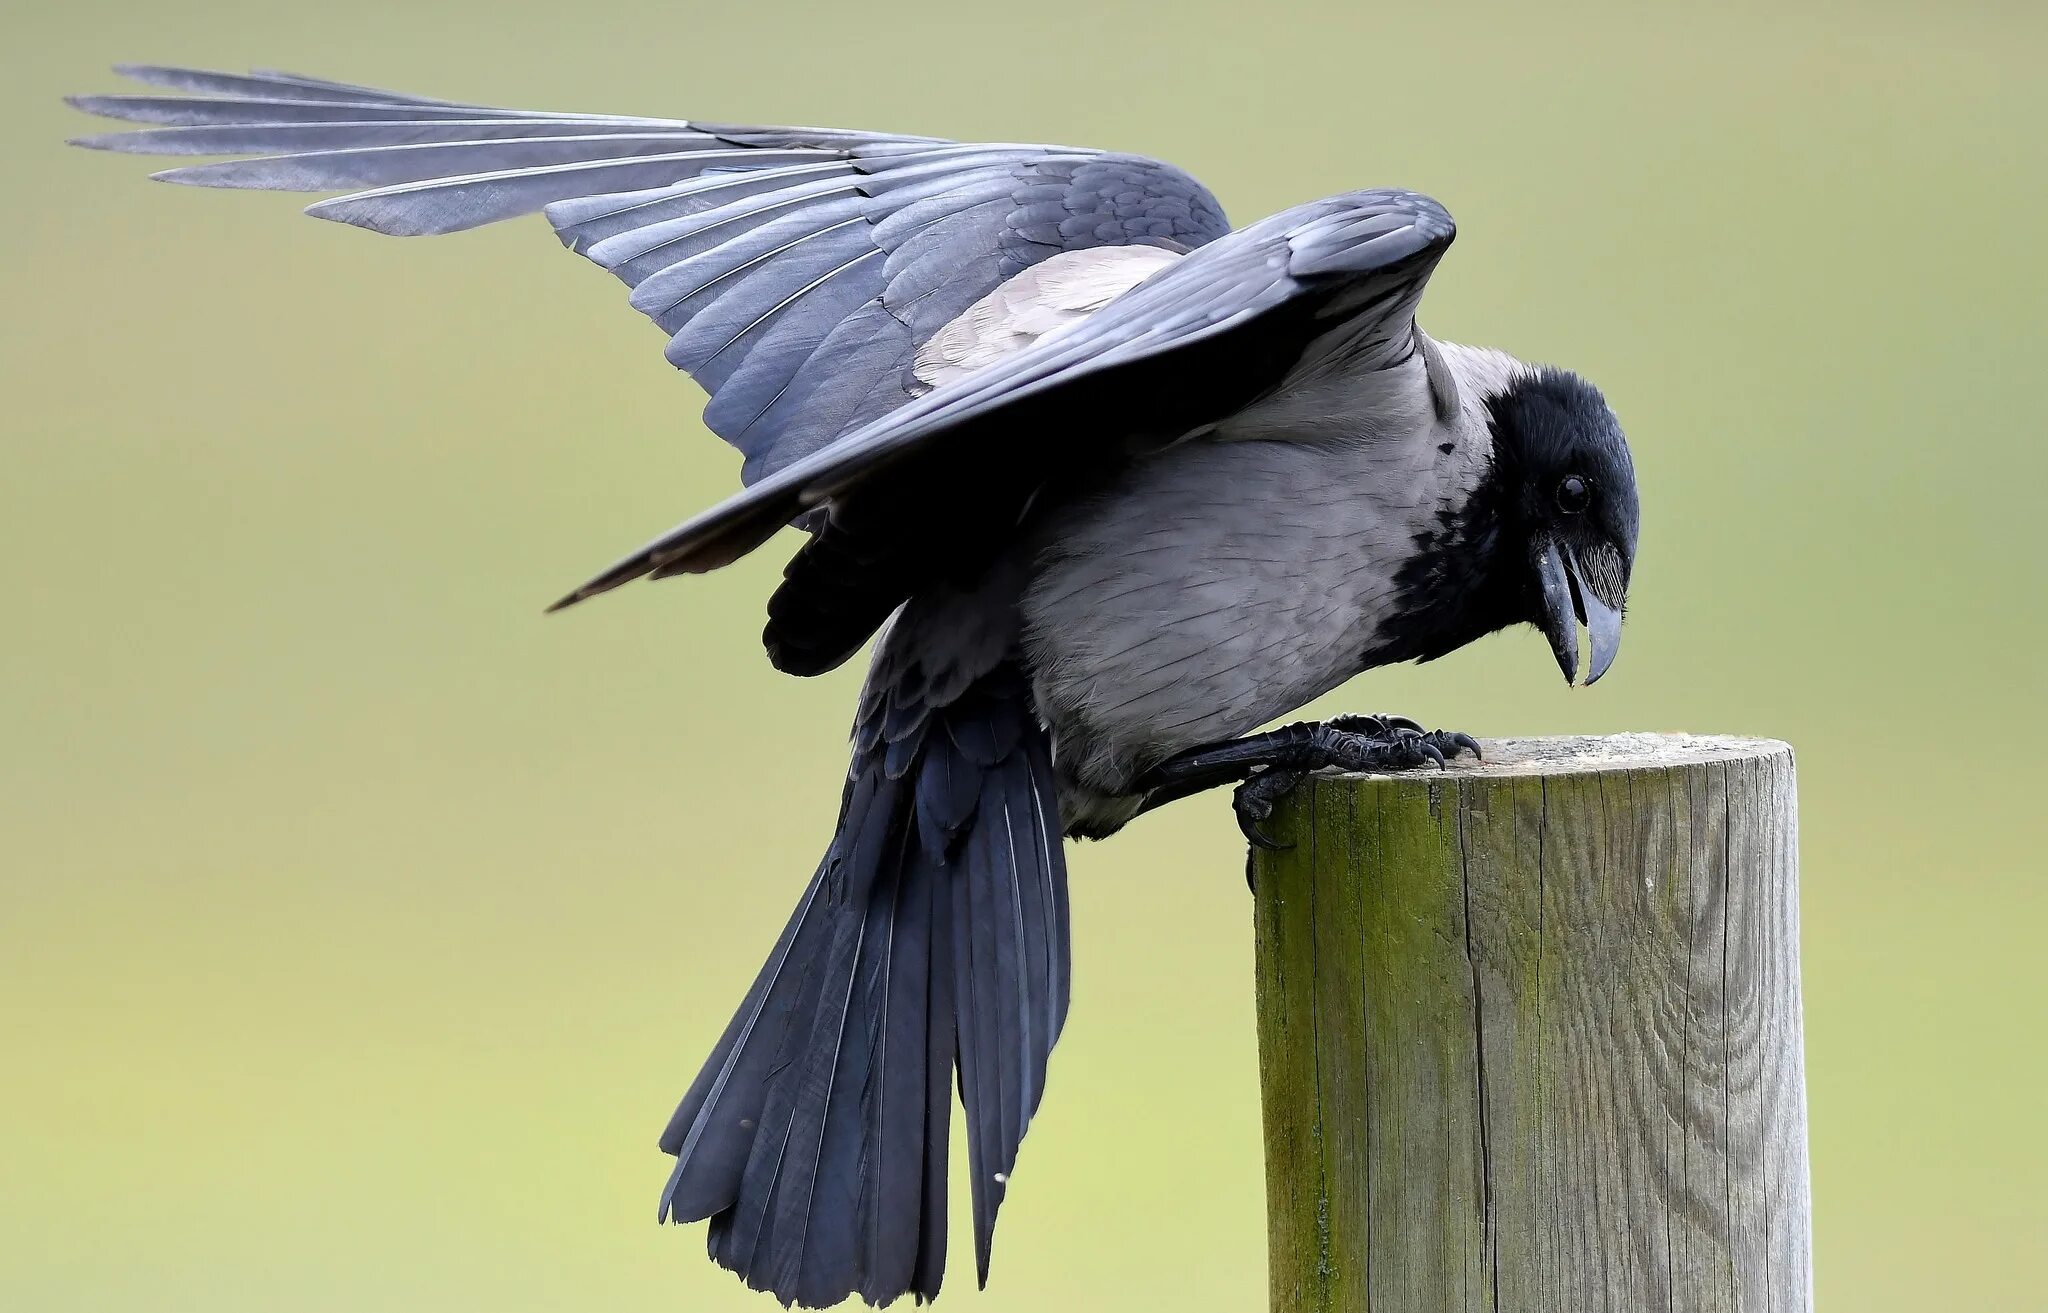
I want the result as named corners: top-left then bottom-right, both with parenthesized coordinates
top-left (1131, 715), bottom-right (1482, 853)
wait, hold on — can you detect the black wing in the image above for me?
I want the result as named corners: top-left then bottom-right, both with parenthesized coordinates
top-left (68, 65), bottom-right (1232, 484)
top-left (549, 190), bottom-right (1458, 672)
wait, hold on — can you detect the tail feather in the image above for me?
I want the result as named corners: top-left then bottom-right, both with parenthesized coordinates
top-left (954, 741), bottom-right (1068, 1286)
top-left (951, 845), bottom-right (1001, 1288)
top-left (664, 666), bottom-right (1067, 1306)
top-left (859, 840), bottom-right (941, 1301)
top-left (657, 860), bottom-right (832, 1222)
top-left (909, 867), bottom-right (956, 1301)
top-left (706, 922), bottom-right (836, 1280)
top-left (704, 805), bottom-right (889, 1288)
top-left (765, 880), bottom-right (879, 1301)
top-left (790, 834), bottom-right (932, 1304)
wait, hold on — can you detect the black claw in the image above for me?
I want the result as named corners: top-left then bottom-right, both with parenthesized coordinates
top-left (1447, 731), bottom-right (1482, 760)
top-left (1234, 768), bottom-right (1302, 853)
top-left (1419, 741), bottom-right (1447, 769)
top-left (1242, 817), bottom-right (1288, 852)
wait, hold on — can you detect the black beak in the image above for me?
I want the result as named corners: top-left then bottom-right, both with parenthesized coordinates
top-left (1534, 541), bottom-right (1624, 687)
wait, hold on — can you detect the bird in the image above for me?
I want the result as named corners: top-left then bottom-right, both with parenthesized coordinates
top-left (67, 63), bottom-right (1640, 1308)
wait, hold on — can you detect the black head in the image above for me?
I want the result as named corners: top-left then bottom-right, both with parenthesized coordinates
top-left (1486, 368), bottom-right (1639, 684)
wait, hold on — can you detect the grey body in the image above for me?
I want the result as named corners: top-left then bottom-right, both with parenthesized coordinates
top-left (1019, 339), bottom-right (1521, 832)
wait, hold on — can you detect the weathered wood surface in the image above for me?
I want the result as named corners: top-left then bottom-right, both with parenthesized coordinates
top-left (1251, 734), bottom-right (1809, 1313)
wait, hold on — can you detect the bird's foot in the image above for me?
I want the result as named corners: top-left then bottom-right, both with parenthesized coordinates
top-left (1130, 714), bottom-right (1482, 861)
top-left (1232, 716), bottom-right (1481, 850)
top-left (1278, 715), bottom-right (1480, 777)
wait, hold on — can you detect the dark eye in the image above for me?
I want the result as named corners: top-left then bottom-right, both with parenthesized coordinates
top-left (1556, 475), bottom-right (1591, 514)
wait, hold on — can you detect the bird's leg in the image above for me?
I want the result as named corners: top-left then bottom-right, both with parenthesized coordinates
top-left (1131, 715), bottom-right (1481, 850)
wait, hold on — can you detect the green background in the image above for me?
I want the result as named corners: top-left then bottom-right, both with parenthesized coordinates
top-left (6, 1), bottom-right (2044, 1308)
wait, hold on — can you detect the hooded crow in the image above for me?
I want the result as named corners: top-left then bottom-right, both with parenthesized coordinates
top-left (68, 64), bottom-right (1640, 1307)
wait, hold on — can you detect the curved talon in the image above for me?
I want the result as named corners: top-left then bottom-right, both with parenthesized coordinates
top-left (1234, 769), bottom-right (1303, 851)
top-left (1446, 731), bottom-right (1482, 760)
top-left (1418, 740), bottom-right (1447, 769)
top-left (1241, 816), bottom-right (1289, 852)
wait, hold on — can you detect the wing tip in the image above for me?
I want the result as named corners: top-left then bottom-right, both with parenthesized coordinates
top-left (544, 565), bottom-right (650, 614)
top-left (301, 196), bottom-right (430, 236)
top-left (62, 93), bottom-right (116, 118)
top-left (545, 565), bottom-right (654, 612)
top-left (301, 196), bottom-right (361, 224)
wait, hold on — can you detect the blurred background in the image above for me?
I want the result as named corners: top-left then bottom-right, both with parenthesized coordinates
top-left (5, 1), bottom-right (2044, 1308)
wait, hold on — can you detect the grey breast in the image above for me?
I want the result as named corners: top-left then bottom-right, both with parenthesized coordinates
top-left (1018, 347), bottom-right (1483, 799)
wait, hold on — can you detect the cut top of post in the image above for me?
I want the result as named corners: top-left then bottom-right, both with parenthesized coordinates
top-left (1329, 732), bottom-right (1791, 780)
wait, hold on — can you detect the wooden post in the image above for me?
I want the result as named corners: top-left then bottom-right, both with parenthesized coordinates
top-left (1251, 734), bottom-right (1809, 1312)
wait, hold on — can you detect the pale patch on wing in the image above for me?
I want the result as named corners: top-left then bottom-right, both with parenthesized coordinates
top-left (910, 245), bottom-right (1184, 393)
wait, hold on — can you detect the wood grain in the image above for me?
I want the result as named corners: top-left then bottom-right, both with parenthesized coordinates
top-left (1250, 735), bottom-right (1810, 1313)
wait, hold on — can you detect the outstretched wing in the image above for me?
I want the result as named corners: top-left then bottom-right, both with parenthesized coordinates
top-left (550, 189), bottom-right (1457, 669)
top-left (68, 65), bottom-right (1232, 484)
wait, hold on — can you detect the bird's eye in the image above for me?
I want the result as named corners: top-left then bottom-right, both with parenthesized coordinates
top-left (1556, 475), bottom-right (1590, 514)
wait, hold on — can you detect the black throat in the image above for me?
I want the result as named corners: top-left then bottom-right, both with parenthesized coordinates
top-left (1359, 364), bottom-right (1635, 675)
top-left (1358, 442), bottom-right (1525, 671)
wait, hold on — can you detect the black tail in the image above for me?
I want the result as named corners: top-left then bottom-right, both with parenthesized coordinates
top-left (657, 664), bottom-right (1070, 1307)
